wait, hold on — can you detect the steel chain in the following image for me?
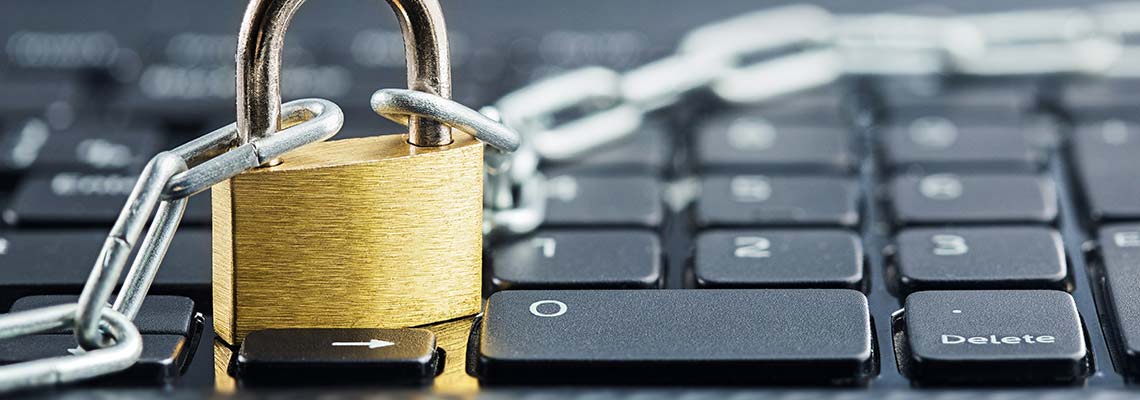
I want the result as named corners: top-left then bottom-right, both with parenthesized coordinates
top-left (0, 1), bottom-right (1138, 392)
top-left (0, 98), bottom-right (344, 392)
top-left (484, 2), bottom-right (1140, 234)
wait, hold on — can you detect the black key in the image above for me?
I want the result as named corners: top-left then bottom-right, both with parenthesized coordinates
top-left (3, 172), bottom-right (211, 227)
top-left (1071, 118), bottom-right (1140, 173)
top-left (543, 175), bottom-right (663, 228)
top-left (543, 121), bottom-right (671, 175)
top-left (892, 227), bottom-right (1068, 295)
top-left (889, 173), bottom-right (1057, 226)
top-left (116, 63), bottom-right (359, 126)
top-left (1078, 171), bottom-right (1140, 223)
top-left (0, 230), bottom-right (210, 301)
top-left (1097, 224), bottom-right (1140, 375)
top-left (696, 175), bottom-right (859, 228)
top-left (693, 229), bottom-right (864, 290)
top-left (490, 230), bottom-right (662, 290)
top-left (237, 328), bottom-right (441, 387)
top-left (473, 289), bottom-right (876, 385)
top-left (0, 335), bottom-right (191, 385)
top-left (1072, 119), bottom-right (1140, 222)
top-left (881, 114), bottom-right (1050, 172)
top-left (893, 290), bottom-right (1090, 385)
top-left (695, 114), bottom-right (854, 173)
top-left (1061, 78), bottom-right (1140, 117)
top-left (879, 79), bottom-right (1037, 117)
top-left (0, 123), bottom-right (161, 173)
top-left (0, 79), bottom-right (81, 113)
top-left (10, 295), bottom-right (200, 336)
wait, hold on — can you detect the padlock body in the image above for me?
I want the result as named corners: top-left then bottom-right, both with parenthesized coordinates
top-left (213, 133), bottom-right (483, 345)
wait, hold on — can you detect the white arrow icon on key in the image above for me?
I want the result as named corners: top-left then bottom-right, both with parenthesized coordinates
top-left (331, 339), bottom-right (395, 349)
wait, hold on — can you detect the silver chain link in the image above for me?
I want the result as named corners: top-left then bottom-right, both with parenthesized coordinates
top-left (0, 98), bottom-right (344, 392)
top-left (1, 1), bottom-right (1138, 392)
top-left (483, 2), bottom-right (1140, 235)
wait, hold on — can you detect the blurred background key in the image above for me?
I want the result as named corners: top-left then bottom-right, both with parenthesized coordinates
top-left (3, 171), bottom-right (210, 227)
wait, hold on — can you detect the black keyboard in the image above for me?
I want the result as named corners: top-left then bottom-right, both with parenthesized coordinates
top-left (4, 0), bottom-right (1140, 398)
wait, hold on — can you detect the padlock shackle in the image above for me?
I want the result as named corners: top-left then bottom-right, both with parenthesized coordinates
top-left (236, 0), bottom-right (452, 147)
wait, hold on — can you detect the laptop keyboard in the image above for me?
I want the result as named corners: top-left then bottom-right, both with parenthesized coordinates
top-left (3, 0), bottom-right (1140, 396)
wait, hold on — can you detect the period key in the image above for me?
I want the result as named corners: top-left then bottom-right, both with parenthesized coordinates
top-left (473, 289), bottom-right (876, 385)
top-left (893, 290), bottom-right (1090, 385)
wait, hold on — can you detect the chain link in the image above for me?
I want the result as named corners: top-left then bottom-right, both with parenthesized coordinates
top-left (0, 98), bottom-right (344, 392)
top-left (2, 1), bottom-right (1139, 392)
top-left (484, 2), bottom-right (1140, 235)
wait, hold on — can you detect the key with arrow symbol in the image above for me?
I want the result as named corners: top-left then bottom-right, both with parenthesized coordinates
top-left (331, 339), bottom-right (395, 349)
top-left (237, 328), bottom-right (441, 386)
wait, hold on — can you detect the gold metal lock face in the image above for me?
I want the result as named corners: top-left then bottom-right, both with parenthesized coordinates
top-left (211, 0), bottom-right (504, 345)
top-left (212, 133), bottom-right (483, 345)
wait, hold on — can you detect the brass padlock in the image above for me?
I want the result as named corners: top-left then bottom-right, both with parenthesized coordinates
top-left (213, 0), bottom-right (518, 345)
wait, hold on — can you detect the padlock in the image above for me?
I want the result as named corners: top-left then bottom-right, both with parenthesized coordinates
top-left (213, 0), bottom-right (517, 345)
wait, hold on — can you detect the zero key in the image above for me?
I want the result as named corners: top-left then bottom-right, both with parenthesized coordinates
top-left (473, 289), bottom-right (876, 385)
top-left (236, 328), bottom-right (441, 387)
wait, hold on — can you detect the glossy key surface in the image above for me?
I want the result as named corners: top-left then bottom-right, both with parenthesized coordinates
top-left (894, 290), bottom-right (1089, 385)
top-left (891, 226), bottom-right (1068, 294)
top-left (696, 175), bottom-right (860, 228)
top-left (474, 289), bottom-right (876, 385)
top-left (237, 328), bottom-right (440, 387)
top-left (694, 229), bottom-right (864, 290)
top-left (490, 230), bottom-right (663, 290)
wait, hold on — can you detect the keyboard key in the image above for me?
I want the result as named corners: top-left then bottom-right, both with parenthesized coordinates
top-left (693, 229), bottom-right (864, 290)
top-left (237, 328), bottom-right (441, 387)
top-left (490, 230), bottom-right (662, 290)
top-left (889, 173), bottom-right (1057, 226)
top-left (0, 334), bottom-right (192, 386)
top-left (695, 114), bottom-right (855, 173)
top-left (10, 295), bottom-right (200, 336)
top-left (0, 79), bottom-right (81, 113)
top-left (893, 290), bottom-right (1090, 385)
top-left (881, 114), bottom-right (1050, 172)
top-left (1061, 78), bottom-right (1140, 117)
top-left (543, 175), bottom-right (663, 228)
top-left (542, 121), bottom-right (671, 175)
top-left (891, 227), bottom-right (1068, 295)
top-left (473, 289), bottom-right (876, 385)
top-left (878, 79), bottom-right (1037, 117)
top-left (0, 124), bottom-right (160, 174)
top-left (1097, 224), bottom-right (1140, 375)
top-left (1071, 118), bottom-right (1140, 173)
top-left (696, 175), bottom-right (859, 228)
top-left (0, 230), bottom-right (210, 302)
top-left (3, 172), bottom-right (211, 227)
top-left (1078, 171), bottom-right (1140, 223)
top-left (1072, 119), bottom-right (1140, 222)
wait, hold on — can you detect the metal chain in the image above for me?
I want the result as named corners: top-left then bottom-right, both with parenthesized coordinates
top-left (483, 2), bottom-right (1140, 235)
top-left (0, 98), bottom-right (344, 392)
top-left (0, 1), bottom-right (1137, 392)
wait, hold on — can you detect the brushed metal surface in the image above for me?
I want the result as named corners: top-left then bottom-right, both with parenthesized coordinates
top-left (213, 133), bottom-right (483, 345)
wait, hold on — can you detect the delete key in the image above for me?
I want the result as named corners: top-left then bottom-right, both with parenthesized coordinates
top-left (893, 290), bottom-right (1090, 385)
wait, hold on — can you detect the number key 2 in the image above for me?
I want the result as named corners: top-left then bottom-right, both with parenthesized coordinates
top-left (694, 229), bottom-right (865, 290)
